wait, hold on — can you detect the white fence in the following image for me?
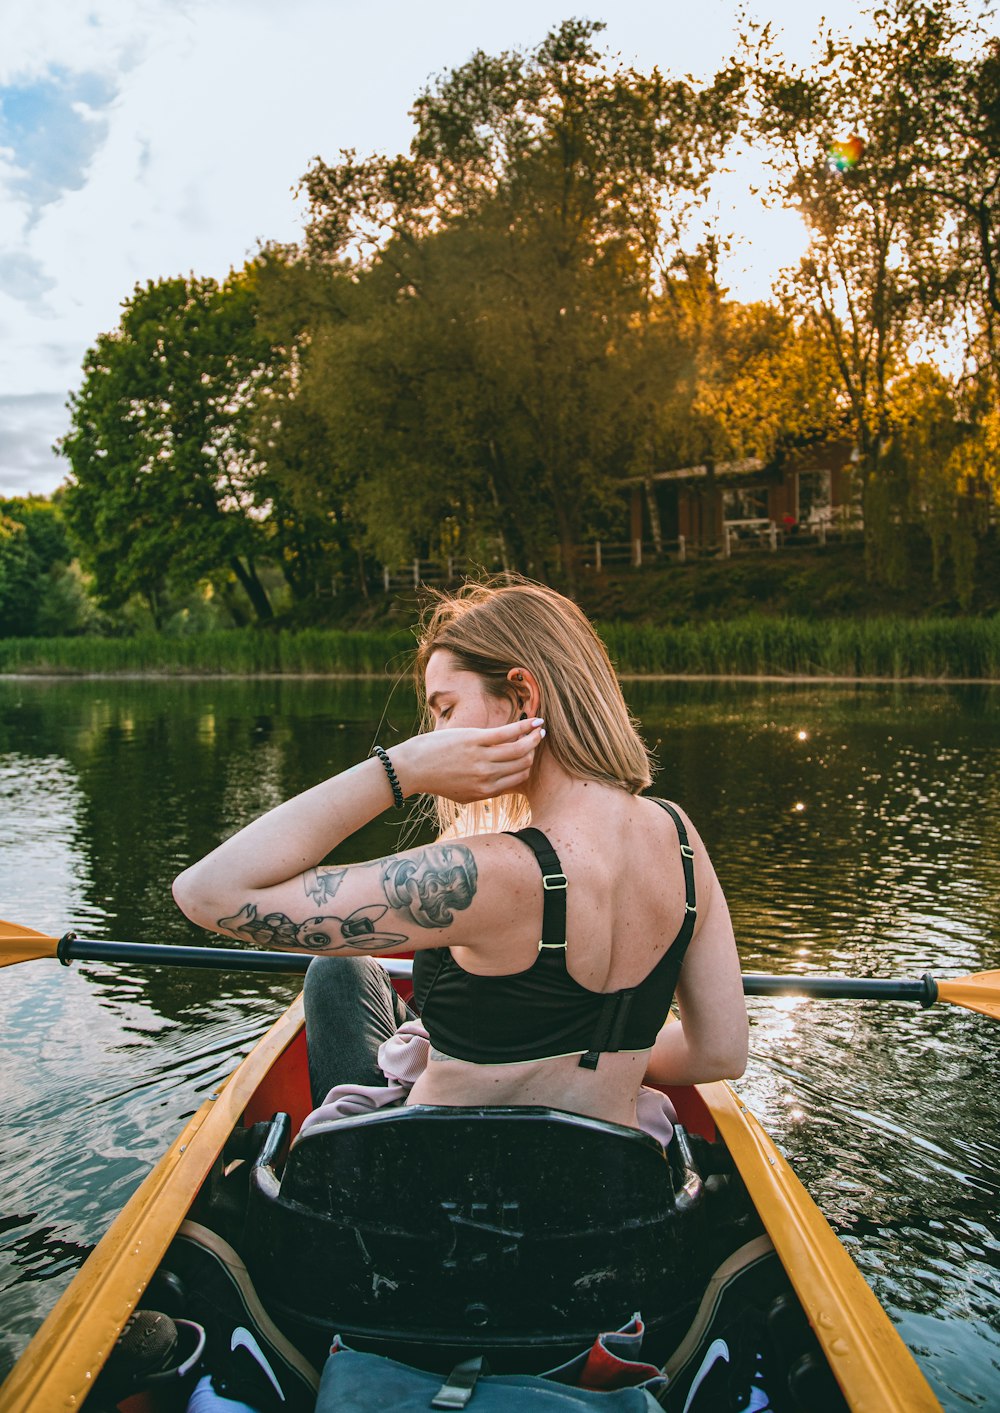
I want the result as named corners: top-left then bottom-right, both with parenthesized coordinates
top-left (376, 520), bottom-right (865, 592)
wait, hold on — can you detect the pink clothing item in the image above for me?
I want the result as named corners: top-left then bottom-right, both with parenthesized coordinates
top-left (296, 1020), bottom-right (429, 1140)
top-left (296, 1020), bottom-right (677, 1147)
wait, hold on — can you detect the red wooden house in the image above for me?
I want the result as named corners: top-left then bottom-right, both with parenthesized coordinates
top-left (622, 440), bottom-right (860, 554)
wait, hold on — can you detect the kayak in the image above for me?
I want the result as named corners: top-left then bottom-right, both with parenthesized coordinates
top-left (0, 978), bottom-right (942, 1413)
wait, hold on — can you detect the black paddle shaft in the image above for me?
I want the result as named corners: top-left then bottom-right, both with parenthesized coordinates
top-left (742, 972), bottom-right (939, 1006)
top-left (57, 934), bottom-right (312, 973)
top-left (55, 934), bottom-right (940, 1005)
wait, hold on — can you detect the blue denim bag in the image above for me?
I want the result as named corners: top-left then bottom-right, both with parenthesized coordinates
top-left (315, 1347), bottom-right (663, 1412)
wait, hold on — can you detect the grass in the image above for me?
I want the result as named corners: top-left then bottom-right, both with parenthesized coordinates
top-left (0, 627), bottom-right (415, 677)
top-left (599, 615), bottom-right (1000, 679)
top-left (1, 616), bottom-right (999, 679)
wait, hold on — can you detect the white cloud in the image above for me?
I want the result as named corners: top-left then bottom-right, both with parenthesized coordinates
top-left (1, 0), bottom-right (163, 86)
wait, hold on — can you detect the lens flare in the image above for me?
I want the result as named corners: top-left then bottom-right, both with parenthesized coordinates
top-left (828, 134), bottom-right (865, 172)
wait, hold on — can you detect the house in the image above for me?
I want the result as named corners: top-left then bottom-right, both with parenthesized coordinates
top-left (621, 440), bottom-right (860, 554)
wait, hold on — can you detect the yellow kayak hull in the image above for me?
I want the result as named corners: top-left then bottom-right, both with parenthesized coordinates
top-left (0, 992), bottom-right (939, 1412)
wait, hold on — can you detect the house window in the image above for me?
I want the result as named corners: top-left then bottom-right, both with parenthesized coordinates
top-left (798, 471), bottom-right (832, 524)
top-left (722, 487), bottom-right (769, 523)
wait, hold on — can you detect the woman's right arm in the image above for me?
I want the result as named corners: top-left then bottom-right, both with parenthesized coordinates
top-left (171, 719), bottom-right (544, 951)
top-left (644, 828), bottom-right (748, 1087)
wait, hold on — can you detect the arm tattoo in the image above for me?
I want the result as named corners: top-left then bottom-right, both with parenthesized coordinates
top-left (215, 844), bottom-right (477, 953)
top-left (304, 867), bottom-right (346, 905)
top-left (217, 902), bottom-right (408, 953)
top-left (380, 844), bottom-right (478, 929)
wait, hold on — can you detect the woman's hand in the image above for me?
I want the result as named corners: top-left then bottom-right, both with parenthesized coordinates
top-left (393, 718), bottom-right (545, 804)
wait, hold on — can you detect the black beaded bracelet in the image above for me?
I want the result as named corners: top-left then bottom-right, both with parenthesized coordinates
top-left (371, 745), bottom-right (405, 808)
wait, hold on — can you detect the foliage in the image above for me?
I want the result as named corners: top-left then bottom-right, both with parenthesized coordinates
top-left (1, 614), bottom-right (997, 680)
top-left (880, 363), bottom-right (1000, 604)
top-left (744, 0), bottom-right (998, 581)
top-left (648, 265), bottom-right (844, 468)
top-left (295, 19), bottom-right (745, 586)
top-left (600, 612), bottom-right (1000, 677)
top-left (900, 19), bottom-right (1000, 379)
top-left (60, 267), bottom-right (293, 627)
top-left (42, 8), bottom-right (996, 631)
top-left (0, 496), bottom-right (94, 637)
top-left (0, 626), bottom-right (413, 675)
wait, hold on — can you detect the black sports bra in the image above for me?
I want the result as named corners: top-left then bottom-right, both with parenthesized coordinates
top-left (412, 799), bottom-right (697, 1070)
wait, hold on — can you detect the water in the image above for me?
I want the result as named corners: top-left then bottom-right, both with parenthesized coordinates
top-left (0, 676), bottom-right (997, 1407)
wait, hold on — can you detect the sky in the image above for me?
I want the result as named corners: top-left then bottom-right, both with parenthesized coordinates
top-left (0, 0), bottom-right (902, 498)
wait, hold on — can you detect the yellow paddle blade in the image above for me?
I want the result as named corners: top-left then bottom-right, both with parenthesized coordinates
top-left (0, 920), bottom-right (60, 968)
top-left (936, 970), bottom-right (1000, 1021)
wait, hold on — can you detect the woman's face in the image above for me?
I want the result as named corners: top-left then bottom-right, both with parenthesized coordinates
top-left (424, 649), bottom-right (515, 732)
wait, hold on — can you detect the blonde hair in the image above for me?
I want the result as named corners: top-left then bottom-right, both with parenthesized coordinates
top-left (414, 579), bottom-right (653, 836)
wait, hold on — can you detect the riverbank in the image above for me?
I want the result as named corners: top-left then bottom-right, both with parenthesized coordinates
top-left (2, 614), bottom-right (998, 679)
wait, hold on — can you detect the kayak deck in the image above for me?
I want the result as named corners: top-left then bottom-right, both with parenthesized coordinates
top-left (1, 994), bottom-right (940, 1411)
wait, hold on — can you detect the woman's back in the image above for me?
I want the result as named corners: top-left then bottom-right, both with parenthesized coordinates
top-left (407, 788), bottom-right (703, 1127)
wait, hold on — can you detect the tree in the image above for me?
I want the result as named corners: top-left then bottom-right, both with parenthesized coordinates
top-left (900, 16), bottom-right (1000, 379)
top-left (640, 256), bottom-right (844, 473)
top-left (61, 268), bottom-right (283, 627)
top-left (745, 0), bottom-right (997, 581)
top-left (252, 249), bottom-right (382, 602)
top-left (0, 496), bottom-right (77, 637)
top-left (295, 20), bottom-right (744, 587)
top-left (885, 362), bottom-right (1000, 603)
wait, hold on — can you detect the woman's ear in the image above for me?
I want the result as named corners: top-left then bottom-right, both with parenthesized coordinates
top-left (506, 667), bottom-right (540, 719)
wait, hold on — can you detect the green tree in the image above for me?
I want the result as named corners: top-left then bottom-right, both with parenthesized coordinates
top-left (252, 249), bottom-right (376, 603)
top-left (0, 496), bottom-right (78, 637)
top-left (644, 257), bottom-right (844, 471)
top-left (296, 19), bottom-right (744, 587)
top-left (899, 16), bottom-right (1000, 378)
top-left (61, 268), bottom-right (283, 627)
top-left (882, 362), bottom-right (1000, 604)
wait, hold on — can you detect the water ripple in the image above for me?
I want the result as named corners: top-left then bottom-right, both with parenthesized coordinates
top-left (1, 678), bottom-right (998, 1407)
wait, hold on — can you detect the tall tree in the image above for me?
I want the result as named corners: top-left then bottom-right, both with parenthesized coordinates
top-left (61, 268), bottom-right (281, 626)
top-left (296, 19), bottom-right (743, 587)
top-left (902, 16), bottom-right (1000, 378)
top-left (252, 249), bottom-right (382, 602)
top-left (645, 258), bottom-right (844, 470)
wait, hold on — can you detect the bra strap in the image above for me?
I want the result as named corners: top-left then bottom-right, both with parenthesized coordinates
top-left (653, 800), bottom-right (697, 936)
top-left (505, 827), bottom-right (568, 950)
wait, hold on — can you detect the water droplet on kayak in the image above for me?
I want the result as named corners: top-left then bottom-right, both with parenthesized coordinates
top-left (830, 1337), bottom-right (849, 1355)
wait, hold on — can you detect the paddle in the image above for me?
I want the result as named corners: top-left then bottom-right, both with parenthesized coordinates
top-left (2, 920), bottom-right (998, 1020)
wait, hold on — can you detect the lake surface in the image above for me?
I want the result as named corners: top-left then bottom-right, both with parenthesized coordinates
top-left (0, 675), bottom-right (997, 1406)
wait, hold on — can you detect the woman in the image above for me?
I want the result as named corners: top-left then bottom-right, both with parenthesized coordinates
top-left (172, 581), bottom-right (747, 1132)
